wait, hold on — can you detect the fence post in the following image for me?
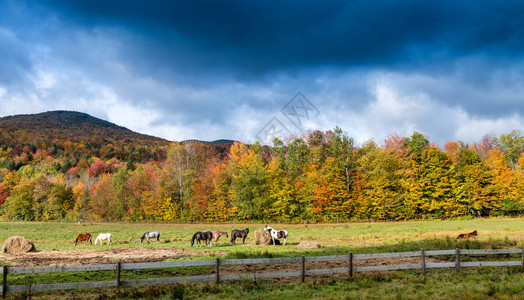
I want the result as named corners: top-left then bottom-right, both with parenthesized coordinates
top-left (116, 262), bottom-right (121, 289)
top-left (215, 258), bottom-right (220, 284)
top-left (455, 248), bottom-right (460, 272)
top-left (2, 265), bottom-right (6, 299)
top-left (348, 252), bottom-right (353, 278)
top-left (300, 256), bottom-right (305, 283)
top-left (521, 247), bottom-right (524, 268)
top-left (421, 248), bottom-right (426, 276)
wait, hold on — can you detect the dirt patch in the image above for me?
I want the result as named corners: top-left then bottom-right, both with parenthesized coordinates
top-left (297, 241), bottom-right (321, 248)
top-left (0, 247), bottom-right (227, 267)
top-left (219, 256), bottom-right (445, 283)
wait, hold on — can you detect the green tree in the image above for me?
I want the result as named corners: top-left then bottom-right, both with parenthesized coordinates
top-left (286, 138), bottom-right (310, 179)
top-left (497, 130), bottom-right (524, 169)
top-left (331, 127), bottom-right (356, 193)
top-left (405, 147), bottom-right (460, 218)
top-left (405, 131), bottom-right (430, 158)
top-left (2, 184), bottom-right (35, 220)
top-left (228, 142), bottom-right (270, 220)
top-left (44, 183), bottom-right (74, 220)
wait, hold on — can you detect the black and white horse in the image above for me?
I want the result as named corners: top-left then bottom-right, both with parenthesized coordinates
top-left (230, 228), bottom-right (249, 245)
top-left (264, 225), bottom-right (288, 246)
top-left (191, 231), bottom-right (213, 247)
top-left (140, 231), bottom-right (160, 244)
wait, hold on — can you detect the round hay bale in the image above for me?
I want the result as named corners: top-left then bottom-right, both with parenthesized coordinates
top-left (254, 229), bottom-right (272, 245)
top-left (296, 241), bottom-right (321, 249)
top-left (2, 236), bottom-right (36, 254)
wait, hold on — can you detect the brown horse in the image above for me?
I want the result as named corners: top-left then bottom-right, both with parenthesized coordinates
top-left (74, 233), bottom-right (92, 246)
top-left (457, 230), bottom-right (477, 239)
top-left (205, 230), bottom-right (229, 246)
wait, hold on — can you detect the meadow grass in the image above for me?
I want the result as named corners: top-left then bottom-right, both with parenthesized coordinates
top-left (1, 218), bottom-right (522, 253)
top-left (1, 218), bottom-right (523, 299)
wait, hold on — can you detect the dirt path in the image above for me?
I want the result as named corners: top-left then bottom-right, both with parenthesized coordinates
top-left (219, 256), bottom-right (444, 283)
top-left (0, 247), bottom-right (227, 267)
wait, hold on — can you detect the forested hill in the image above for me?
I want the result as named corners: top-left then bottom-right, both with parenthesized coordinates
top-left (0, 111), bottom-right (522, 223)
top-left (182, 139), bottom-right (235, 145)
top-left (0, 111), bottom-right (166, 143)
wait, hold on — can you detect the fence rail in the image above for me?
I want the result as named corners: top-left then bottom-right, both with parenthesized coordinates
top-left (2, 248), bottom-right (523, 297)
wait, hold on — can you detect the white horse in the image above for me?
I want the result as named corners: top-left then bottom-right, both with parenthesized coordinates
top-left (140, 231), bottom-right (160, 243)
top-left (264, 225), bottom-right (288, 246)
top-left (94, 233), bottom-right (112, 245)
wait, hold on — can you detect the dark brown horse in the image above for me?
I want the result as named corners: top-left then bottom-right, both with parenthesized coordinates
top-left (191, 231), bottom-right (213, 247)
top-left (230, 228), bottom-right (249, 245)
top-left (74, 233), bottom-right (92, 246)
top-left (457, 230), bottom-right (477, 239)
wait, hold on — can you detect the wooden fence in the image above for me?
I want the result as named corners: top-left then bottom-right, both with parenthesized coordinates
top-left (2, 248), bottom-right (523, 297)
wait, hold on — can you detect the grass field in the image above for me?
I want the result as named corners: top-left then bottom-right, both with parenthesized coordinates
top-left (1, 218), bottom-right (523, 254)
top-left (1, 218), bottom-right (523, 299)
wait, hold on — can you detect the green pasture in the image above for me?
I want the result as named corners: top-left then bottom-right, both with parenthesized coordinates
top-left (1, 218), bottom-right (523, 255)
top-left (1, 218), bottom-right (523, 299)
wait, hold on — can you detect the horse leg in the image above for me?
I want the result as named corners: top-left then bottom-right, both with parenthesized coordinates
top-left (283, 237), bottom-right (287, 246)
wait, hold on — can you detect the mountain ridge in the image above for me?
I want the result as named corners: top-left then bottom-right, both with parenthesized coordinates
top-left (0, 110), bottom-right (167, 143)
top-left (0, 111), bottom-right (235, 145)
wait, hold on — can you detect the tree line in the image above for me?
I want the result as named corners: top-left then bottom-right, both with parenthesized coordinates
top-left (0, 128), bottom-right (523, 222)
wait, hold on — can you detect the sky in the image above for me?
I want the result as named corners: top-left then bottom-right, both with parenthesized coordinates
top-left (1, 0), bottom-right (523, 146)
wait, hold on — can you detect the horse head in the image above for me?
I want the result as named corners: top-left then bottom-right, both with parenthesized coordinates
top-left (140, 232), bottom-right (148, 243)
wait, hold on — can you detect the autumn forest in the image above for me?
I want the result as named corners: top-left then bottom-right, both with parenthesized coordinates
top-left (0, 112), bottom-right (523, 223)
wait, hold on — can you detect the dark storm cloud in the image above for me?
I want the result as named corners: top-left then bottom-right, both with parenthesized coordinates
top-left (1, 0), bottom-right (523, 144)
top-left (38, 0), bottom-right (524, 73)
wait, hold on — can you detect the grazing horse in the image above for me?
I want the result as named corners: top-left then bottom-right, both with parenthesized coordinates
top-left (74, 233), bottom-right (92, 246)
top-left (205, 230), bottom-right (229, 246)
top-left (94, 233), bottom-right (112, 245)
top-left (191, 231), bottom-right (213, 247)
top-left (229, 228), bottom-right (249, 245)
top-left (264, 225), bottom-right (288, 246)
top-left (140, 231), bottom-right (160, 244)
top-left (457, 230), bottom-right (478, 239)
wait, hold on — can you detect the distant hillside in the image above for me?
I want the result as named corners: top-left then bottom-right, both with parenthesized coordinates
top-left (182, 139), bottom-right (235, 145)
top-left (0, 111), bottom-right (167, 143)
